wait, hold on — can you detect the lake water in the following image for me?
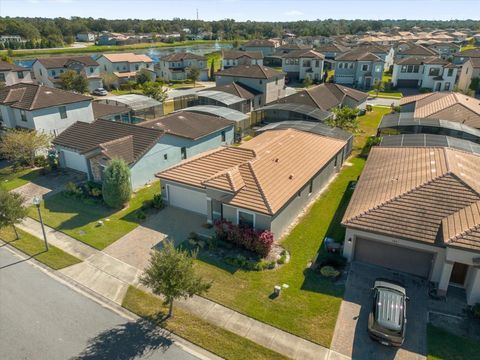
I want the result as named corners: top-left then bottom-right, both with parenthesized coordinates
top-left (15, 42), bottom-right (232, 69)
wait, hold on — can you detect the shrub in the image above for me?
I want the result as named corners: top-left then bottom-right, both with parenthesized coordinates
top-left (391, 105), bottom-right (401, 113)
top-left (85, 181), bottom-right (102, 198)
top-left (319, 253), bottom-right (347, 268)
top-left (320, 266), bottom-right (340, 278)
top-left (366, 104), bottom-right (373, 112)
top-left (64, 181), bottom-right (83, 198)
top-left (102, 159), bottom-right (132, 208)
top-left (34, 155), bottom-right (48, 168)
top-left (151, 193), bottom-right (164, 209)
top-left (419, 87), bottom-right (432, 94)
top-left (277, 254), bottom-right (287, 265)
top-left (136, 210), bottom-right (146, 220)
top-left (473, 303), bottom-right (480, 319)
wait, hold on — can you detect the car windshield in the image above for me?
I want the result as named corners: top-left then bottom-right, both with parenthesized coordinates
top-left (373, 288), bottom-right (404, 334)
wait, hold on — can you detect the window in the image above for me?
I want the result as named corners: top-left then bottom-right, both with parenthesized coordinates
top-left (447, 68), bottom-right (454, 77)
top-left (0, 73), bottom-right (5, 82)
top-left (259, 80), bottom-right (263, 85)
top-left (429, 67), bottom-right (440, 76)
top-left (315, 60), bottom-right (320, 67)
top-left (334, 155), bottom-right (338, 167)
top-left (59, 106), bottom-right (67, 119)
top-left (362, 64), bottom-right (369, 71)
top-left (135, 64), bottom-right (139, 71)
top-left (20, 110), bottom-right (27, 122)
top-left (181, 147), bottom-right (187, 160)
top-left (401, 65), bottom-right (407, 73)
top-left (51, 70), bottom-right (56, 76)
top-left (444, 82), bottom-right (451, 91)
top-left (17, 71), bottom-right (24, 79)
top-left (164, 153), bottom-right (168, 160)
top-left (303, 60), bottom-right (311, 68)
top-left (90, 67), bottom-right (94, 73)
top-left (338, 63), bottom-right (343, 69)
top-left (349, 63), bottom-right (354, 69)
top-left (221, 130), bottom-right (226, 142)
top-left (238, 210), bottom-right (254, 228)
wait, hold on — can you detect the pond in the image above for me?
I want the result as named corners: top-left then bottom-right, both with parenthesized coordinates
top-left (15, 42), bottom-right (232, 69)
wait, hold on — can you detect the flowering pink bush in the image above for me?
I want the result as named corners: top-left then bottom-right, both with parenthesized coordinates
top-left (214, 219), bottom-right (274, 257)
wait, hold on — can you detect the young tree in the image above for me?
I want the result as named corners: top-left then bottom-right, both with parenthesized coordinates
top-left (136, 69), bottom-right (152, 85)
top-left (187, 66), bottom-right (200, 86)
top-left (101, 73), bottom-right (117, 90)
top-left (59, 70), bottom-right (88, 93)
top-left (0, 189), bottom-right (27, 239)
top-left (303, 76), bottom-right (313, 88)
top-left (140, 240), bottom-right (211, 317)
top-left (372, 80), bottom-right (384, 97)
top-left (142, 81), bottom-right (168, 102)
top-left (102, 159), bottom-right (132, 208)
top-left (0, 129), bottom-right (50, 167)
top-left (326, 106), bottom-right (360, 132)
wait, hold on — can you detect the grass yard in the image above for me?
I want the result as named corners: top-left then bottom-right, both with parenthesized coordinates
top-left (206, 50), bottom-right (222, 73)
top-left (27, 182), bottom-right (159, 250)
top-left (0, 226), bottom-right (81, 269)
top-left (460, 44), bottom-right (478, 52)
top-left (353, 106), bottom-right (391, 153)
top-left (427, 325), bottom-right (480, 360)
top-left (0, 166), bottom-right (40, 191)
top-left (122, 286), bottom-right (288, 360)
top-left (368, 90), bottom-right (403, 99)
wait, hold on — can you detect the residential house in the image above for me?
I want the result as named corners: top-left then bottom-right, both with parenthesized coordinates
top-left (428, 42), bottom-right (461, 60)
top-left (315, 43), bottom-right (350, 60)
top-left (197, 82), bottom-right (262, 113)
top-left (221, 50), bottom-right (263, 69)
top-left (0, 83), bottom-right (94, 135)
top-left (354, 44), bottom-right (395, 69)
top-left (96, 94), bottom-right (163, 123)
top-left (243, 39), bottom-right (280, 57)
top-left (342, 146), bottom-right (480, 306)
top-left (395, 42), bottom-right (438, 60)
top-left (76, 33), bottom-right (96, 42)
top-left (275, 44), bottom-right (312, 55)
top-left (92, 102), bottom-right (131, 122)
top-left (400, 92), bottom-right (480, 129)
top-left (281, 49), bottom-right (325, 82)
top-left (334, 50), bottom-right (384, 89)
top-left (157, 127), bottom-right (348, 238)
top-left (32, 56), bottom-right (102, 93)
top-left (0, 60), bottom-right (32, 86)
top-left (156, 52), bottom-right (208, 82)
top-left (458, 57), bottom-right (480, 93)
top-left (53, 112), bottom-right (234, 189)
top-left (96, 53), bottom-right (154, 86)
top-left (391, 56), bottom-right (458, 91)
top-left (452, 48), bottom-right (480, 65)
top-left (215, 65), bottom-right (286, 108)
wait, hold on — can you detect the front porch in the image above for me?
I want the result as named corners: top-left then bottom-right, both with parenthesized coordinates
top-left (436, 258), bottom-right (480, 306)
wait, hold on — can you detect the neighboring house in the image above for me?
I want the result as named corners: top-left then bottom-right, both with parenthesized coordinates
top-left (96, 94), bottom-right (163, 123)
top-left (428, 42), bottom-right (461, 60)
top-left (354, 44), bottom-right (395, 69)
top-left (395, 42), bottom-right (438, 60)
top-left (281, 49), bottom-right (325, 82)
top-left (215, 65), bottom-right (286, 108)
top-left (96, 53), bottom-right (154, 82)
top-left (391, 56), bottom-right (458, 91)
top-left (54, 112), bottom-right (234, 189)
top-left (452, 48), bottom-right (480, 65)
top-left (92, 102), bottom-right (131, 122)
top-left (457, 57), bottom-right (480, 93)
top-left (221, 50), bottom-right (263, 69)
top-left (342, 146), bottom-right (480, 306)
top-left (316, 43), bottom-right (350, 60)
top-left (0, 60), bottom-right (32, 86)
top-left (32, 56), bottom-right (102, 93)
top-left (275, 44), bottom-right (312, 55)
top-left (0, 83), bottom-right (94, 135)
top-left (156, 52), bottom-right (208, 81)
top-left (400, 92), bottom-right (480, 129)
top-left (243, 39), bottom-right (280, 56)
top-left (197, 82), bottom-right (262, 113)
top-left (157, 127), bottom-right (348, 238)
top-left (334, 50), bottom-right (384, 89)
top-left (76, 33), bottom-right (96, 42)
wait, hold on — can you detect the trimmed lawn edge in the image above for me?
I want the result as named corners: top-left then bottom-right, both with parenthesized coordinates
top-left (427, 324), bottom-right (480, 360)
top-left (122, 286), bottom-right (289, 360)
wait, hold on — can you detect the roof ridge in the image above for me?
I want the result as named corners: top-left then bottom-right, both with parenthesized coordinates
top-left (99, 134), bottom-right (133, 149)
top-left (29, 84), bottom-right (43, 111)
top-left (245, 160), bottom-right (273, 214)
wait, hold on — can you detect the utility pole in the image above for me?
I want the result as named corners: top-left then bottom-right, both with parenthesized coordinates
top-left (196, 9), bottom-right (199, 20)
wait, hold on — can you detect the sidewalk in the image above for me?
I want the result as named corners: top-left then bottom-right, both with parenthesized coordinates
top-left (18, 217), bottom-right (347, 360)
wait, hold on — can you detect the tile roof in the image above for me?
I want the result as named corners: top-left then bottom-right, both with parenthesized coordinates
top-left (244, 39), bottom-right (277, 47)
top-left (396, 43), bottom-right (438, 56)
top-left (469, 57), bottom-right (480, 69)
top-left (336, 50), bottom-right (382, 62)
top-left (0, 60), bottom-right (27, 72)
top-left (101, 53), bottom-right (153, 63)
top-left (456, 48), bottom-right (480, 58)
top-left (215, 64), bottom-right (285, 79)
top-left (0, 83), bottom-right (92, 110)
top-left (400, 92), bottom-right (480, 129)
top-left (92, 102), bottom-right (129, 119)
top-left (342, 147), bottom-right (480, 251)
top-left (158, 128), bottom-right (346, 215)
top-left (206, 82), bottom-right (261, 100)
top-left (281, 49), bottom-right (325, 59)
top-left (316, 43), bottom-right (350, 53)
top-left (222, 50), bottom-right (263, 60)
top-left (394, 56), bottom-right (449, 66)
top-left (138, 111), bottom-right (233, 140)
top-left (160, 52), bottom-right (206, 62)
top-left (34, 56), bottom-right (98, 69)
top-left (52, 119), bottom-right (162, 164)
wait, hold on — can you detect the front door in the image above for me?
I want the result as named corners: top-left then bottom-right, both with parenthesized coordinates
top-left (365, 77), bottom-right (372, 89)
top-left (435, 82), bottom-right (442, 91)
top-left (450, 262), bottom-right (469, 285)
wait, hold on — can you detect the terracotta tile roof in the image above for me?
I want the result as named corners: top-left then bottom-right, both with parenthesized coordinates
top-left (215, 64), bottom-right (285, 79)
top-left (400, 92), bottom-right (480, 129)
top-left (281, 49), bottom-right (325, 59)
top-left (158, 129), bottom-right (346, 215)
top-left (160, 52), bottom-right (206, 62)
top-left (222, 50), bottom-right (263, 60)
top-left (34, 56), bottom-right (98, 69)
top-left (396, 43), bottom-right (438, 56)
top-left (139, 111), bottom-right (233, 140)
top-left (316, 43), bottom-right (350, 53)
top-left (443, 201), bottom-right (480, 251)
top-left (52, 119), bottom-right (162, 164)
top-left (469, 57), bottom-right (480, 69)
top-left (0, 60), bottom-right (27, 72)
top-left (0, 83), bottom-right (91, 110)
top-left (101, 53), bottom-right (153, 63)
top-left (92, 102), bottom-right (128, 119)
top-left (456, 48), bottom-right (480, 58)
top-left (343, 147), bottom-right (480, 251)
top-left (336, 50), bottom-right (382, 62)
top-left (99, 135), bottom-right (135, 163)
top-left (206, 82), bottom-right (261, 100)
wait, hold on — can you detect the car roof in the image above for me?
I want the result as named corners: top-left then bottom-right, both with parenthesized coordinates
top-left (375, 285), bottom-right (405, 332)
top-left (374, 279), bottom-right (406, 295)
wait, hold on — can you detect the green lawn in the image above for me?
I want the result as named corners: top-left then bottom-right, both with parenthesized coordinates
top-left (122, 286), bottom-right (288, 360)
top-left (368, 90), bottom-right (403, 99)
top-left (427, 325), bottom-right (480, 360)
top-left (206, 51), bottom-right (222, 73)
top-left (0, 166), bottom-right (40, 191)
top-left (460, 44), bottom-right (478, 52)
top-left (382, 72), bottom-right (392, 83)
top-left (0, 226), bottom-right (81, 269)
top-left (354, 106), bottom-right (391, 153)
top-left (27, 182), bottom-right (159, 250)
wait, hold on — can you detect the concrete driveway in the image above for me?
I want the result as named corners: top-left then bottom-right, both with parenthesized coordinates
top-left (104, 206), bottom-right (213, 270)
top-left (331, 262), bottom-right (428, 360)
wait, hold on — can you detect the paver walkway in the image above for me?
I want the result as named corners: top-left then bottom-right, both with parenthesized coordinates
top-left (18, 216), bottom-right (346, 360)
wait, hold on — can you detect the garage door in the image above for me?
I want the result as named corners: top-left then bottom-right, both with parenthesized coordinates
top-left (397, 79), bottom-right (419, 88)
top-left (354, 238), bottom-right (433, 278)
top-left (61, 149), bottom-right (88, 173)
top-left (167, 185), bottom-right (207, 215)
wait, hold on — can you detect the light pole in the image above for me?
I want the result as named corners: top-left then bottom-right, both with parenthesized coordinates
top-left (33, 195), bottom-right (48, 251)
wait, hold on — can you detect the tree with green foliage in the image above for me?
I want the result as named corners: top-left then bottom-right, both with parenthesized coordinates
top-left (59, 70), bottom-right (89, 93)
top-left (142, 81), bottom-right (168, 102)
top-left (0, 129), bottom-right (50, 168)
top-left (372, 80), bottom-right (385, 96)
top-left (303, 76), bottom-right (313, 88)
top-left (187, 66), bottom-right (200, 86)
top-left (101, 73), bottom-right (117, 90)
top-left (141, 240), bottom-right (211, 317)
top-left (326, 106), bottom-right (360, 132)
top-left (0, 189), bottom-right (27, 239)
top-left (136, 69), bottom-right (152, 85)
top-left (102, 159), bottom-right (132, 209)
top-left (469, 77), bottom-right (480, 94)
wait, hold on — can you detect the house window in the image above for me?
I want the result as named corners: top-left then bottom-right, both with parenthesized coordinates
top-left (90, 67), bottom-right (94, 73)
top-left (164, 153), bottom-right (168, 160)
top-left (238, 210), bottom-right (254, 228)
top-left (135, 64), bottom-right (139, 71)
top-left (181, 147), bottom-right (187, 160)
top-left (429, 68), bottom-right (440, 76)
top-left (315, 60), bottom-right (320, 67)
top-left (221, 130), bottom-right (226, 142)
top-left (334, 155), bottom-right (338, 167)
top-left (17, 71), bottom-right (24, 79)
top-left (303, 60), bottom-right (311, 68)
top-left (51, 70), bottom-right (56, 76)
top-left (0, 73), bottom-right (5, 82)
top-left (447, 68), bottom-right (454, 77)
top-left (338, 63), bottom-right (343, 69)
top-left (401, 65), bottom-right (407, 73)
top-left (361, 64), bottom-right (369, 71)
top-left (445, 82), bottom-right (451, 90)
top-left (349, 63), bottom-right (354, 69)
top-left (59, 106), bottom-right (67, 119)
top-left (20, 110), bottom-right (27, 122)
top-left (259, 80), bottom-right (263, 85)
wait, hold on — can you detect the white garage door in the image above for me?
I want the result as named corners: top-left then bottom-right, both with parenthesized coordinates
top-left (167, 185), bottom-right (207, 215)
top-left (61, 149), bottom-right (88, 173)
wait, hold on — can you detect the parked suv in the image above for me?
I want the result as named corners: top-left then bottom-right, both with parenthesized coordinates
top-left (368, 279), bottom-right (407, 347)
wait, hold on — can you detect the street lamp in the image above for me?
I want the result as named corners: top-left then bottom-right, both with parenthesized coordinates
top-left (33, 195), bottom-right (48, 251)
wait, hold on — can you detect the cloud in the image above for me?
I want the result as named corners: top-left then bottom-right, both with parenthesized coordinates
top-left (284, 10), bottom-right (304, 17)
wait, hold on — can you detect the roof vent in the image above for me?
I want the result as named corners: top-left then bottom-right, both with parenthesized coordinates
top-left (179, 115), bottom-right (185, 119)
top-left (45, 91), bottom-right (52, 94)
top-left (289, 174), bottom-right (294, 180)
top-left (274, 158), bottom-right (279, 163)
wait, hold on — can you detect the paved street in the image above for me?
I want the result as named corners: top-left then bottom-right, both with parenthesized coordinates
top-left (0, 248), bottom-right (200, 360)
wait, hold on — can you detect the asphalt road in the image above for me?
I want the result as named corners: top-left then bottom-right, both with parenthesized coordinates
top-left (0, 248), bottom-right (200, 360)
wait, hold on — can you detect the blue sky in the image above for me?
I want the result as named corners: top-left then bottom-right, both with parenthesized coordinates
top-left (0, 0), bottom-right (479, 21)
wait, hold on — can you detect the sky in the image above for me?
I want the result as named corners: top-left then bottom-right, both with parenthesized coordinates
top-left (0, 0), bottom-right (479, 22)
